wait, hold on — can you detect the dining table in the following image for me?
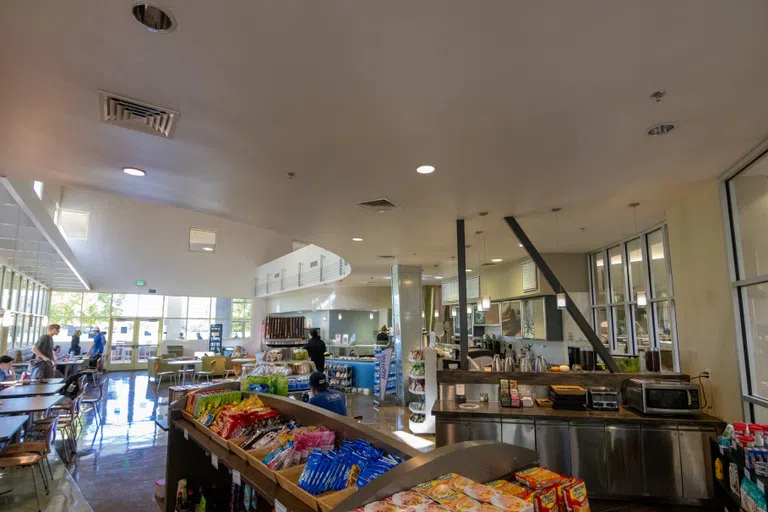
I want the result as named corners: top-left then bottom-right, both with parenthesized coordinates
top-left (0, 395), bottom-right (64, 427)
top-left (0, 414), bottom-right (28, 442)
top-left (57, 357), bottom-right (89, 379)
top-left (230, 358), bottom-right (256, 364)
top-left (166, 359), bottom-right (202, 385)
top-left (0, 383), bottom-right (65, 398)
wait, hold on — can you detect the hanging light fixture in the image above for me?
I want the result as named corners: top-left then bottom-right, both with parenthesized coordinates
top-left (482, 296), bottom-right (491, 310)
top-left (478, 212), bottom-right (492, 311)
top-left (369, 312), bottom-right (374, 320)
top-left (338, 313), bottom-right (343, 320)
top-left (553, 207), bottom-right (567, 310)
top-left (467, 304), bottom-right (473, 315)
top-left (451, 307), bottom-right (457, 318)
top-left (629, 202), bottom-right (647, 309)
top-left (434, 309), bottom-right (440, 318)
top-left (421, 311), bottom-right (425, 318)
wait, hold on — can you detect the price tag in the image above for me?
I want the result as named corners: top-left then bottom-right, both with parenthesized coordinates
top-left (184, 428), bottom-right (189, 440)
top-left (275, 501), bottom-right (287, 512)
top-left (211, 454), bottom-right (218, 469)
top-left (232, 470), bottom-right (241, 485)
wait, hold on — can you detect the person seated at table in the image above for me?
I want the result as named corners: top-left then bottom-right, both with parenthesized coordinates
top-left (69, 330), bottom-right (82, 355)
top-left (231, 346), bottom-right (244, 359)
top-left (87, 327), bottom-right (105, 367)
top-left (307, 371), bottom-right (347, 416)
top-left (0, 355), bottom-right (16, 382)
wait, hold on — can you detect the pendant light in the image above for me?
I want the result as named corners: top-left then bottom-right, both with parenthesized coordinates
top-left (478, 212), bottom-right (492, 311)
top-left (630, 202), bottom-right (647, 309)
top-left (451, 308), bottom-right (457, 318)
top-left (434, 309), bottom-right (440, 318)
top-left (467, 304), bottom-right (473, 315)
top-left (553, 207), bottom-right (566, 310)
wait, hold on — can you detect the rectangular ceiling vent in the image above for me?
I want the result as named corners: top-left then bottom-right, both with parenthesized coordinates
top-left (98, 91), bottom-right (179, 138)
top-left (377, 255), bottom-right (397, 260)
top-left (357, 198), bottom-right (400, 212)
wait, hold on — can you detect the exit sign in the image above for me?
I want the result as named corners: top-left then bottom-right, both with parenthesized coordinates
top-left (136, 280), bottom-right (145, 287)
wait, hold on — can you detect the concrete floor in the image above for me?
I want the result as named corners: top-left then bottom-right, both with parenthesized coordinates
top-left (1, 371), bottom-right (712, 511)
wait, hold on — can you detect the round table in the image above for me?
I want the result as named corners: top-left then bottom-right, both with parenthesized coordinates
top-left (166, 360), bottom-right (202, 385)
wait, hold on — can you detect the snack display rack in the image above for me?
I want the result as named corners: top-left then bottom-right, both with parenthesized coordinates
top-left (408, 348), bottom-right (437, 435)
top-left (326, 363), bottom-right (353, 392)
top-left (163, 382), bottom-right (539, 512)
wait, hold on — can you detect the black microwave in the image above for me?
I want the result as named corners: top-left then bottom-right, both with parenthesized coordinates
top-left (625, 379), bottom-right (700, 415)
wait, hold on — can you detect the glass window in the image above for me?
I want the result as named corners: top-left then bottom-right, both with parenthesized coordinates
top-left (51, 318), bottom-right (80, 344)
top-left (741, 282), bottom-right (768, 400)
top-left (13, 313), bottom-right (23, 347)
top-left (188, 297), bottom-right (212, 319)
top-left (50, 291), bottom-right (83, 318)
top-left (648, 229), bottom-right (668, 299)
top-left (627, 238), bottom-right (646, 300)
top-left (1, 269), bottom-right (10, 310)
top-left (164, 296), bottom-right (188, 318)
top-left (186, 318), bottom-right (210, 341)
top-left (729, 159), bottom-right (768, 279)
top-left (57, 209), bottom-right (89, 240)
top-left (112, 294), bottom-right (139, 317)
top-left (654, 301), bottom-right (674, 350)
top-left (591, 254), bottom-right (606, 305)
top-left (32, 284), bottom-right (40, 315)
top-left (233, 299), bottom-right (252, 319)
top-left (10, 274), bottom-right (20, 311)
top-left (230, 321), bottom-right (247, 339)
top-left (594, 308), bottom-right (609, 346)
top-left (634, 306), bottom-right (651, 350)
top-left (138, 295), bottom-right (164, 317)
top-left (18, 277), bottom-right (27, 313)
top-left (608, 246), bottom-right (626, 303)
top-left (612, 306), bottom-right (629, 354)
top-left (82, 293), bottom-right (112, 322)
top-left (163, 318), bottom-right (186, 341)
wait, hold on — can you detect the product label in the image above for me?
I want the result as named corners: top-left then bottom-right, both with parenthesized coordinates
top-left (232, 470), bottom-right (241, 485)
top-left (184, 428), bottom-right (189, 440)
top-left (211, 454), bottom-right (218, 469)
top-left (456, 384), bottom-right (465, 396)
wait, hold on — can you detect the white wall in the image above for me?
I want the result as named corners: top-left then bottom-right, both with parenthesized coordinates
top-left (667, 181), bottom-right (741, 421)
top-left (265, 285), bottom-right (391, 313)
top-left (256, 244), bottom-right (350, 296)
top-left (59, 187), bottom-right (293, 297)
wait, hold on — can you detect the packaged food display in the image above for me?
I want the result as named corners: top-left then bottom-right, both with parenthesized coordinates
top-left (514, 467), bottom-right (565, 490)
top-left (409, 349), bottom-right (424, 361)
top-left (292, 348), bottom-right (309, 361)
top-left (352, 498), bottom-right (404, 512)
top-left (240, 375), bottom-right (289, 396)
top-left (740, 476), bottom-right (767, 512)
top-left (390, 491), bottom-right (432, 508)
top-left (434, 491), bottom-right (481, 511)
top-left (487, 480), bottom-right (530, 499)
top-left (561, 479), bottom-right (590, 512)
top-left (532, 486), bottom-right (558, 512)
top-left (489, 494), bottom-right (533, 512)
top-left (461, 483), bottom-right (501, 502)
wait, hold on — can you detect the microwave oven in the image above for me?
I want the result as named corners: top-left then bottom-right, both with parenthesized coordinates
top-left (625, 379), bottom-right (700, 415)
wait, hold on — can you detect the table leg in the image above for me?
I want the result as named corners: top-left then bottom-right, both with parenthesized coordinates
top-left (63, 364), bottom-right (70, 380)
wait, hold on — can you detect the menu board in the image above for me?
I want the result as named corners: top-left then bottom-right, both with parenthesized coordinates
top-left (522, 260), bottom-right (538, 292)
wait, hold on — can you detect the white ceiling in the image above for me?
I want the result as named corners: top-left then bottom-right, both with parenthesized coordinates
top-left (2, 1), bottom-right (768, 283)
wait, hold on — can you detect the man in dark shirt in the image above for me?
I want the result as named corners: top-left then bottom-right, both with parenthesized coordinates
top-left (376, 326), bottom-right (389, 342)
top-left (303, 329), bottom-right (326, 372)
top-left (31, 323), bottom-right (59, 379)
top-left (307, 372), bottom-right (347, 416)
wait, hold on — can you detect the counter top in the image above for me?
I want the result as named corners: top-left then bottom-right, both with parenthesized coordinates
top-left (437, 370), bottom-right (690, 387)
top-left (431, 400), bottom-right (725, 427)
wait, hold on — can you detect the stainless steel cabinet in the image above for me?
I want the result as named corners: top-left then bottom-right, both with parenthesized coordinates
top-left (679, 427), bottom-right (715, 499)
top-left (605, 426), bottom-right (644, 496)
top-left (502, 419), bottom-right (536, 450)
top-left (642, 427), bottom-right (682, 498)
top-left (535, 422), bottom-right (571, 475)
top-left (570, 424), bottom-right (608, 495)
top-left (470, 419), bottom-right (502, 442)
top-left (436, 420), bottom-right (470, 446)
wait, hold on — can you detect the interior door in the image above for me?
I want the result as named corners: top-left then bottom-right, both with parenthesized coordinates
top-left (136, 318), bottom-right (160, 367)
top-left (108, 318), bottom-right (135, 370)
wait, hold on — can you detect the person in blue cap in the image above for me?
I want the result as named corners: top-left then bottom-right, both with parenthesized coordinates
top-left (307, 371), bottom-right (347, 416)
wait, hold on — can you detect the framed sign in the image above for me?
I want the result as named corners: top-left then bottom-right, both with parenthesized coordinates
top-left (521, 260), bottom-right (538, 293)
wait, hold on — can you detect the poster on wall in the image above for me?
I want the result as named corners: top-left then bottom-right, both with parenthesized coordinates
top-left (501, 301), bottom-right (522, 337)
top-left (521, 260), bottom-right (538, 292)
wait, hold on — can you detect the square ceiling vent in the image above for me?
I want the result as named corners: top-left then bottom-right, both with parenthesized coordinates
top-left (189, 227), bottom-right (216, 253)
top-left (99, 91), bottom-right (179, 138)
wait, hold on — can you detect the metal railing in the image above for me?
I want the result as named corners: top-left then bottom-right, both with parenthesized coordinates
top-left (255, 257), bottom-right (351, 297)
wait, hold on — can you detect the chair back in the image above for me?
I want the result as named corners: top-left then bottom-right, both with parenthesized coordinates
top-left (95, 380), bottom-right (105, 400)
top-left (210, 359), bottom-right (217, 374)
top-left (44, 416), bottom-right (59, 453)
top-left (77, 374), bottom-right (87, 395)
top-left (70, 395), bottom-right (83, 418)
top-left (153, 360), bottom-right (161, 374)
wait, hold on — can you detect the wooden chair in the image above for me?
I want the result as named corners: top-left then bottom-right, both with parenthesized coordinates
top-left (82, 380), bottom-right (105, 427)
top-left (194, 359), bottom-right (216, 383)
top-left (233, 363), bottom-right (243, 378)
top-left (176, 358), bottom-right (196, 383)
top-left (1, 416), bottom-right (59, 482)
top-left (223, 358), bottom-right (235, 379)
top-left (35, 395), bottom-right (82, 461)
top-left (0, 453), bottom-right (47, 510)
top-left (154, 360), bottom-right (177, 390)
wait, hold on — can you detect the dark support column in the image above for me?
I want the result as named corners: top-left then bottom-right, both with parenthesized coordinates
top-left (504, 216), bottom-right (620, 373)
top-left (456, 219), bottom-right (469, 370)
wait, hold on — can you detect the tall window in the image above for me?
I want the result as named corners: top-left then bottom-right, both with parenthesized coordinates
top-left (0, 265), bottom-right (49, 350)
top-left (588, 225), bottom-right (677, 370)
top-left (724, 150), bottom-right (768, 420)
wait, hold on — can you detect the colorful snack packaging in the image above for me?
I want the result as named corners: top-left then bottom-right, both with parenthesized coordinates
top-left (413, 476), bottom-right (458, 501)
top-left (563, 479), bottom-right (590, 512)
top-left (489, 494), bottom-right (534, 512)
top-left (412, 504), bottom-right (450, 512)
top-left (488, 480), bottom-right (530, 499)
top-left (473, 504), bottom-right (503, 512)
top-left (353, 498), bottom-right (405, 512)
top-left (435, 491), bottom-right (481, 511)
top-left (515, 468), bottom-right (565, 490)
top-left (390, 491), bottom-right (432, 508)
top-left (532, 487), bottom-right (558, 512)
top-left (461, 483), bottom-right (501, 502)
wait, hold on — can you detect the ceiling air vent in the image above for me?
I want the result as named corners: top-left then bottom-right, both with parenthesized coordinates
top-left (377, 255), bottom-right (397, 260)
top-left (99, 91), bottom-right (179, 138)
top-left (357, 198), bottom-right (400, 213)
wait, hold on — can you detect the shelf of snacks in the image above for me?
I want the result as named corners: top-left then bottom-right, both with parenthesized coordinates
top-left (407, 348), bottom-right (437, 435)
top-left (164, 381), bottom-right (422, 512)
top-left (409, 402), bottom-right (426, 414)
top-left (263, 348), bottom-right (310, 362)
top-left (327, 362), bottom-right (353, 392)
top-left (408, 349), bottom-right (425, 364)
top-left (264, 339), bottom-right (306, 347)
top-left (408, 363), bottom-right (426, 380)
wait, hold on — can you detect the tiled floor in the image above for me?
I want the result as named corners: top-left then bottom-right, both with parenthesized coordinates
top-left (1, 372), bottom-right (710, 511)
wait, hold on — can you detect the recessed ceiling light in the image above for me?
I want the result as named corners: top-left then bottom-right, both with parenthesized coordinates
top-left (518, 243), bottom-right (524, 248)
top-left (416, 165), bottom-right (435, 174)
top-left (202, 247), bottom-right (214, 252)
top-left (123, 167), bottom-right (146, 177)
top-left (132, 4), bottom-right (176, 33)
top-left (435, 276), bottom-right (443, 279)
top-left (646, 123), bottom-right (675, 136)
top-left (466, 269), bottom-right (473, 272)
top-left (491, 258), bottom-right (503, 263)
top-left (352, 237), bottom-right (363, 242)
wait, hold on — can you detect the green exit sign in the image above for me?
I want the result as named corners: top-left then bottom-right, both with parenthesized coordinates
top-left (136, 280), bottom-right (145, 287)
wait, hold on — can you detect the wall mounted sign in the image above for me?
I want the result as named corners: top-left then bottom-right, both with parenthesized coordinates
top-left (135, 280), bottom-right (145, 287)
top-left (521, 260), bottom-right (538, 292)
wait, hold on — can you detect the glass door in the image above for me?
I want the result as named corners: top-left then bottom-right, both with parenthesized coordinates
top-left (107, 318), bottom-right (161, 370)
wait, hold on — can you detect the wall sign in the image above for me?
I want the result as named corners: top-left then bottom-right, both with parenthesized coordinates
top-left (521, 260), bottom-right (538, 292)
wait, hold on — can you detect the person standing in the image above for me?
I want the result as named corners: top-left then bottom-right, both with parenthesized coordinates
top-left (303, 329), bottom-right (326, 372)
top-left (69, 330), bottom-right (81, 355)
top-left (88, 327), bottom-right (106, 368)
top-left (0, 355), bottom-right (16, 382)
top-left (376, 326), bottom-right (389, 342)
top-left (307, 372), bottom-right (347, 416)
top-left (30, 323), bottom-right (60, 379)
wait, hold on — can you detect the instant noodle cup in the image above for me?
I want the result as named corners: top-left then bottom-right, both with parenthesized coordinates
top-left (489, 494), bottom-right (534, 512)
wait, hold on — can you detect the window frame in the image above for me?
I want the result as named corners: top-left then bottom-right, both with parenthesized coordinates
top-left (588, 224), bottom-right (678, 368)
